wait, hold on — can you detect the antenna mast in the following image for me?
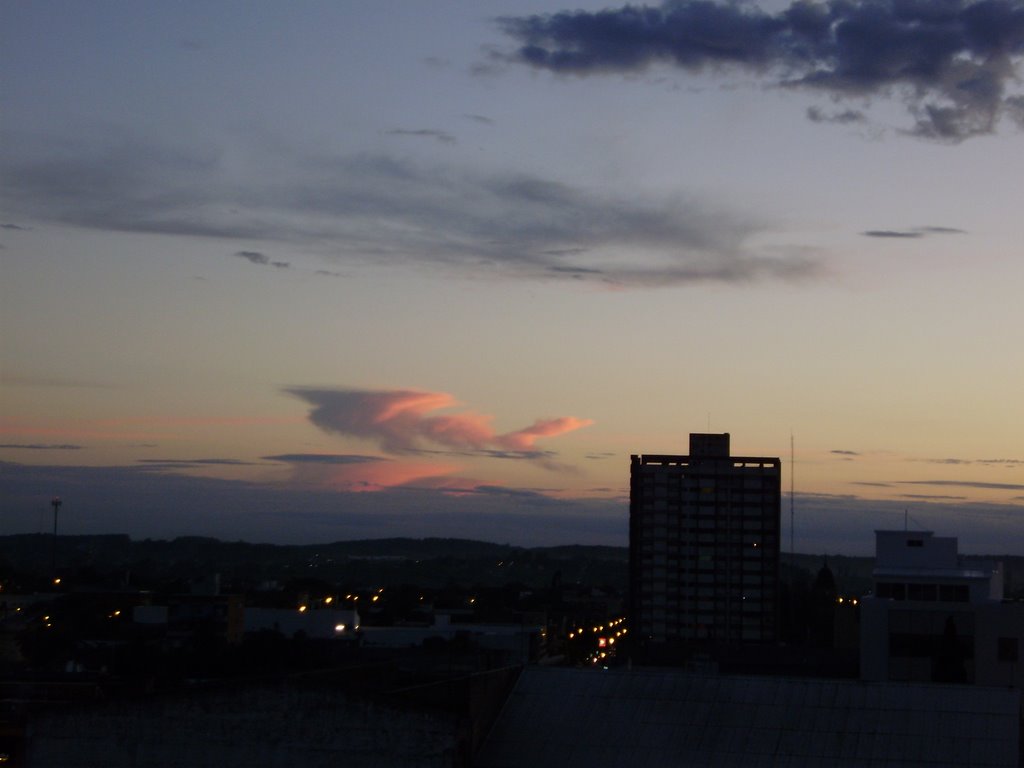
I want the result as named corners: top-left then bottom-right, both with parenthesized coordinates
top-left (51, 497), bottom-right (62, 579)
top-left (790, 434), bottom-right (795, 569)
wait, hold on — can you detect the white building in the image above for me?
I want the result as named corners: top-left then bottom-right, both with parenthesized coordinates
top-left (860, 530), bottom-right (1022, 688)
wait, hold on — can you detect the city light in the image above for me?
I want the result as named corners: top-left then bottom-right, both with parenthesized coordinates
top-left (335, 624), bottom-right (346, 632)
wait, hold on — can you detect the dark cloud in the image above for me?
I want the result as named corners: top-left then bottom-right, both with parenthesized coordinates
top-left (0, 443), bottom-right (83, 451)
top-left (232, 251), bottom-right (290, 269)
top-left (851, 481), bottom-right (893, 487)
top-left (918, 226), bottom-right (966, 234)
top-left (862, 230), bottom-right (924, 238)
top-left (831, 449), bottom-right (860, 456)
top-left (4, 462), bottom-right (1022, 553)
top-left (263, 453), bottom-right (383, 465)
top-left (898, 479), bottom-right (1024, 491)
top-left (0, 461), bottom-right (625, 547)
top-left (806, 107), bottom-right (866, 124)
top-left (452, 484), bottom-right (565, 506)
top-left (0, 137), bottom-right (820, 289)
top-left (136, 458), bottom-right (259, 469)
top-left (1, 223), bottom-right (30, 230)
top-left (542, 247), bottom-right (589, 256)
top-left (463, 114), bottom-right (495, 124)
top-left (499, 0), bottom-right (1024, 141)
top-left (234, 250), bottom-right (270, 265)
top-left (898, 493), bottom-right (968, 500)
top-left (916, 457), bottom-right (1023, 466)
top-left (1007, 94), bottom-right (1024, 125)
top-left (863, 225), bottom-right (966, 238)
top-left (585, 452), bottom-right (618, 460)
top-left (385, 128), bottom-right (456, 145)
top-left (548, 265), bottom-right (605, 276)
top-left (315, 269), bottom-right (344, 278)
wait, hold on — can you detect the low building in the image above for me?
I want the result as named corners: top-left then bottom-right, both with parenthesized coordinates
top-left (359, 614), bottom-right (542, 665)
top-left (860, 530), bottom-right (1023, 688)
top-left (243, 607), bottom-right (359, 640)
top-left (132, 593), bottom-right (245, 644)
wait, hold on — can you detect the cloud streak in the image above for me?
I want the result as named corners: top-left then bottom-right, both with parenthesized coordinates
top-left (262, 453), bottom-right (383, 465)
top-left (0, 138), bottom-right (820, 289)
top-left (898, 479), bottom-right (1024, 491)
top-left (284, 387), bottom-right (593, 464)
top-left (498, 0), bottom-right (1024, 141)
top-left (136, 458), bottom-right (259, 468)
top-left (862, 226), bottom-right (966, 238)
top-left (0, 443), bottom-right (83, 451)
top-left (385, 128), bottom-right (457, 145)
top-left (233, 251), bottom-right (290, 269)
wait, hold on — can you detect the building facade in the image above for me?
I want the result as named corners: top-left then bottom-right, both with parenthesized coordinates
top-left (860, 530), bottom-right (1023, 688)
top-left (629, 433), bottom-right (781, 660)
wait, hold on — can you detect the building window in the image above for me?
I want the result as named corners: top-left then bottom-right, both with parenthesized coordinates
top-left (998, 637), bottom-right (1019, 663)
top-left (938, 585), bottom-right (969, 603)
top-left (906, 538), bottom-right (923, 547)
top-left (907, 583), bottom-right (937, 601)
top-left (877, 582), bottom-right (905, 600)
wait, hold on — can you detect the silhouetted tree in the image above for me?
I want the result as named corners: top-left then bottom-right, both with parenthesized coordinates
top-left (809, 561), bottom-right (837, 647)
top-left (932, 616), bottom-right (967, 683)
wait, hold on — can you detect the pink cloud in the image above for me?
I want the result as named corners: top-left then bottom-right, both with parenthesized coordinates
top-left (285, 387), bottom-right (593, 459)
top-left (497, 417), bottom-right (596, 450)
top-left (323, 459), bottom-right (460, 492)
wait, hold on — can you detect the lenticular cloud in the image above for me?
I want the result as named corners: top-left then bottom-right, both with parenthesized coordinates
top-left (285, 387), bottom-right (593, 455)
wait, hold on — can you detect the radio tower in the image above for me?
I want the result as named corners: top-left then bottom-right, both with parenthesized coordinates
top-left (51, 497), bottom-right (62, 582)
top-left (790, 434), bottom-right (795, 569)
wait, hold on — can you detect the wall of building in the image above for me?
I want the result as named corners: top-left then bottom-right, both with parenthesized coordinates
top-left (26, 684), bottom-right (458, 768)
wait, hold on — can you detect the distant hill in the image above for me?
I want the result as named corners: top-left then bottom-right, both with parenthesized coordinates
top-left (0, 534), bottom-right (630, 592)
top-left (2, 534), bottom-right (1019, 598)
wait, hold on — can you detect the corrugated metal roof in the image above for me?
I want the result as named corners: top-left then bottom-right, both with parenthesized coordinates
top-left (476, 667), bottom-right (1020, 768)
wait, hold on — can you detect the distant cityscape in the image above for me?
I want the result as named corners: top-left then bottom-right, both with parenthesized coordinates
top-left (0, 434), bottom-right (1021, 766)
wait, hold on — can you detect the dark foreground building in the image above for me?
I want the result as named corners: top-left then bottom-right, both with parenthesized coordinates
top-left (629, 433), bottom-right (781, 661)
top-left (476, 666), bottom-right (1021, 767)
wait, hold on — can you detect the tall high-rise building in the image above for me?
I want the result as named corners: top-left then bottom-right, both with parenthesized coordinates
top-left (629, 433), bottom-right (781, 660)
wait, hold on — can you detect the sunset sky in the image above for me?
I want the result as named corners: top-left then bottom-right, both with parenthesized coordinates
top-left (2, 0), bottom-right (1023, 553)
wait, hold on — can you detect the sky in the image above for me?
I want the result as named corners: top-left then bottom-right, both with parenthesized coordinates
top-left (2, 0), bottom-right (1023, 554)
